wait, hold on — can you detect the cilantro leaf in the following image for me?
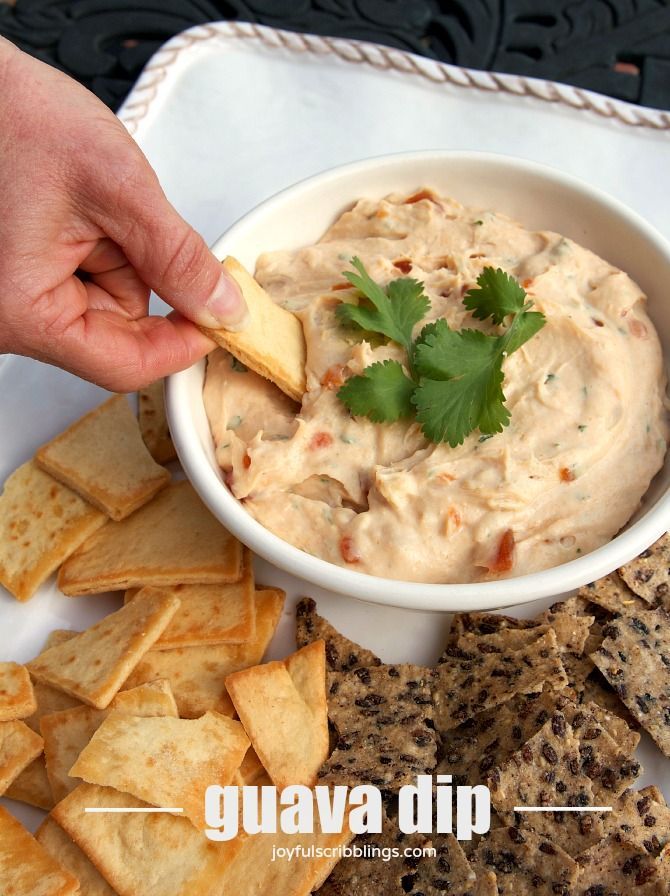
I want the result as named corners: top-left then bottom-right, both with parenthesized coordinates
top-left (336, 257), bottom-right (430, 355)
top-left (464, 267), bottom-right (528, 324)
top-left (337, 360), bottom-right (415, 423)
top-left (500, 309), bottom-right (546, 355)
top-left (412, 322), bottom-right (510, 446)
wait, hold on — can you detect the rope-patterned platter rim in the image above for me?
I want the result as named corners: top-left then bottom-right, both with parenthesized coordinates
top-left (117, 20), bottom-right (670, 136)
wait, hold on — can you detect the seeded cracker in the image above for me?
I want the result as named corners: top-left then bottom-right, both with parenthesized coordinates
top-left (471, 825), bottom-right (579, 896)
top-left (441, 612), bottom-right (541, 657)
top-left (35, 395), bottom-right (170, 521)
top-left (0, 719), bottom-right (44, 794)
top-left (42, 680), bottom-right (179, 801)
top-left (123, 587), bottom-right (285, 718)
top-left (124, 547), bottom-right (256, 649)
top-left (58, 481), bottom-right (242, 595)
top-left (28, 590), bottom-right (180, 709)
top-left (618, 531), bottom-right (670, 606)
top-left (5, 757), bottom-right (54, 810)
top-left (201, 256), bottom-right (307, 402)
top-left (36, 817), bottom-right (117, 896)
top-left (406, 832), bottom-right (479, 896)
top-left (226, 641), bottom-right (329, 789)
top-left (52, 783), bottom-right (234, 896)
top-left (319, 663), bottom-right (437, 789)
top-left (138, 379), bottom-right (177, 464)
top-left (574, 835), bottom-right (665, 894)
top-left (0, 661), bottom-right (36, 720)
top-left (487, 711), bottom-right (605, 855)
top-left (433, 629), bottom-right (567, 733)
top-left (578, 571), bottom-right (649, 615)
top-left (602, 788), bottom-right (670, 855)
top-left (0, 459), bottom-right (106, 602)
top-left (296, 596), bottom-right (382, 671)
top-left (535, 600), bottom-right (594, 654)
top-left (0, 805), bottom-right (79, 896)
top-left (70, 711), bottom-right (250, 830)
top-left (590, 607), bottom-right (670, 757)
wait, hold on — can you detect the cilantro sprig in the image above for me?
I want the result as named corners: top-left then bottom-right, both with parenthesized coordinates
top-left (335, 259), bottom-right (546, 447)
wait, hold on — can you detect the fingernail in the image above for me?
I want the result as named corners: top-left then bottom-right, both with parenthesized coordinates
top-left (201, 270), bottom-right (249, 331)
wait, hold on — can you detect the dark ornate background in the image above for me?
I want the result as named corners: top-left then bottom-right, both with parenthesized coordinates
top-left (1, 0), bottom-right (670, 111)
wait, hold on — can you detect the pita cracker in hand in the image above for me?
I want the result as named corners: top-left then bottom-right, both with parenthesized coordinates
top-left (36, 395), bottom-right (170, 521)
top-left (0, 806), bottom-right (79, 896)
top-left (124, 587), bottom-right (285, 718)
top-left (5, 756), bottom-right (55, 811)
top-left (42, 680), bottom-right (179, 801)
top-left (58, 481), bottom-right (242, 595)
top-left (0, 720), bottom-right (44, 795)
top-left (71, 711), bottom-right (249, 829)
top-left (0, 661), bottom-right (36, 721)
top-left (0, 459), bottom-right (106, 601)
top-left (201, 257), bottom-right (306, 402)
top-left (124, 548), bottom-right (256, 649)
top-left (138, 380), bottom-right (177, 464)
top-left (52, 783), bottom-right (235, 896)
top-left (36, 817), bottom-right (116, 896)
top-left (28, 590), bottom-right (180, 709)
top-left (226, 640), bottom-right (328, 789)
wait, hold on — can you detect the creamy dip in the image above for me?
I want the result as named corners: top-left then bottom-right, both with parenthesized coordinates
top-left (203, 190), bottom-right (669, 582)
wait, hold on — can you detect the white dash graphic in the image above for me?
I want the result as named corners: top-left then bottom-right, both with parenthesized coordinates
top-left (84, 807), bottom-right (184, 814)
top-left (514, 806), bottom-right (612, 813)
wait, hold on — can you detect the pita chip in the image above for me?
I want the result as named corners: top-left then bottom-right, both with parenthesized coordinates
top-left (36, 395), bottom-right (170, 520)
top-left (200, 257), bottom-right (306, 402)
top-left (138, 379), bottom-right (177, 464)
top-left (53, 784), bottom-right (237, 896)
top-left (36, 817), bottom-right (116, 896)
top-left (0, 459), bottom-right (106, 601)
top-left (226, 641), bottom-right (328, 789)
top-left (58, 481), bottom-right (242, 595)
top-left (28, 590), bottom-right (179, 708)
top-left (5, 757), bottom-right (55, 811)
top-left (0, 661), bottom-right (36, 721)
top-left (0, 720), bottom-right (44, 795)
top-left (124, 587), bottom-right (285, 718)
top-left (42, 680), bottom-right (179, 801)
top-left (70, 711), bottom-right (249, 829)
top-left (0, 806), bottom-right (79, 896)
top-left (124, 548), bottom-right (256, 649)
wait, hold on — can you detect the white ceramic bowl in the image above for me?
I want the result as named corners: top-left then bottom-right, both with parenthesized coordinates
top-left (167, 150), bottom-right (670, 612)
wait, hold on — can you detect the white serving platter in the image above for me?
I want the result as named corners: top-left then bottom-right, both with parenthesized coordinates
top-left (1, 22), bottom-right (669, 830)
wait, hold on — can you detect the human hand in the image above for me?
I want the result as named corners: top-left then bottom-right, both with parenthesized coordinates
top-left (0, 38), bottom-right (247, 391)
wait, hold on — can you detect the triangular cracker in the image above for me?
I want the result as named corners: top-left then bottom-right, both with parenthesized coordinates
top-left (226, 640), bottom-right (328, 788)
top-left (58, 481), bottom-right (242, 594)
top-left (200, 256), bottom-right (306, 402)
top-left (124, 548), bottom-right (255, 649)
top-left (602, 788), bottom-right (670, 855)
top-left (70, 711), bottom-right (249, 829)
top-left (575, 835), bottom-right (664, 894)
top-left (36, 817), bottom-right (116, 896)
top-left (618, 531), bottom-right (670, 607)
top-left (42, 680), bottom-right (179, 801)
top-left (0, 661), bottom-right (36, 720)
top-left (36, 395), bottom-right (170, 520)
top-left (0, 720), bottom-right (44, 795)
top-left (28, 590), bottom-right (180, 708)
top-left (4, 756), bottom-right (55, 811)
top-left (0, 459), bottom-right (106, 601)
top-left (52, 783), bottom-right (237, 896)
top-left (578, 572), bottom-right (649, 615)
top-left (138, 379), bottom-right (177, 464)
top-left (0, 806), bottom-right (79, 896)
top-left (124, 587), bottom-right (285, 718)
top-left (296, 596), bottom-right (382, 671)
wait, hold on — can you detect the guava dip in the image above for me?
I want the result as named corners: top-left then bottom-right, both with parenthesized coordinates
top-left (203, 190), bottom-right (669, 583)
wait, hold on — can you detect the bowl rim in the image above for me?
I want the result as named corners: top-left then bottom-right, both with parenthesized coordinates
top-left (167, 148), bottom-right (670, 612)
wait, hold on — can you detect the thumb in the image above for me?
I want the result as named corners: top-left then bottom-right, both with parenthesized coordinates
top-left (90, 165), bottom-right (248, 331)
